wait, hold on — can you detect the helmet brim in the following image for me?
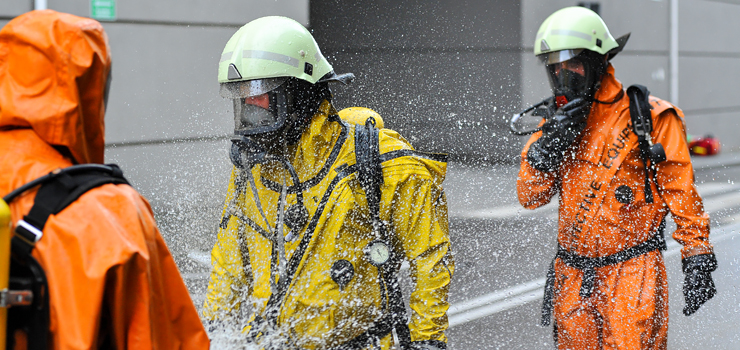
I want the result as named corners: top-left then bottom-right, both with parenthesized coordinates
top-left (606, 33), bottom-right (630, 61)
top-left (318, 71), bottom-right (355, 85)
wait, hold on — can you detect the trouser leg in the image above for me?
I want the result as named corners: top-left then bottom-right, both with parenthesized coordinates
top-left (597, 251), bottom-right (668, 350)
top-left (553, 260), bottom-right (602, 350)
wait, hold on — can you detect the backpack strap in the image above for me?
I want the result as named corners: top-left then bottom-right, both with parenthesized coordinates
top-left (627, 85), bottom-right (666, 203)
top-left (354, 119), bottom-right (412, 349)
top-left (2, 163), bottom-right (129, 350)
top-left (355, 118), bottom-right (383, 225)
top-left (9, 164), bottom-right (129, 256)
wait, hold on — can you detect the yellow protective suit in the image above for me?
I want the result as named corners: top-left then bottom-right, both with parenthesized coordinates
top-left (0, 10), bottom-right (209, 349)
top-left (204, 102), bottom-right (454, 350)
top-left (518, 64), bottom-right (713, 349)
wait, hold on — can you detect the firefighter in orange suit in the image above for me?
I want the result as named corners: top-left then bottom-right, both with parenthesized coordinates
top-left (517, 7), bottom-right (716, 349)
top-left (0, 10), bottom-right (209, 349)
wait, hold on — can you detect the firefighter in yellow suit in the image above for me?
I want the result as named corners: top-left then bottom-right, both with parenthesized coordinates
top-left (203, 16), bottom-right (454, 350)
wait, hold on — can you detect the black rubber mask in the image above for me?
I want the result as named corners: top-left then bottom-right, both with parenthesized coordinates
top-left (546, 62), bottom-right (589, 103)
top-left (541, 51), bottom-right (606, 105)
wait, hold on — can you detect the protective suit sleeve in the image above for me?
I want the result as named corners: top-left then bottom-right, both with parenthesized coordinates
top-left (203, 169), bottom-right (252, 320)
top-left (382, 165), bottom-right (454, 344)
top-left (653, 109), bottom-right (713, 259)
top-left (517, 130), bottom-right (561, 209)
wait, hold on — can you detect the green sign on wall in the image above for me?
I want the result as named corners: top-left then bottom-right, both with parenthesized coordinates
top-left (90, 0), bottom-right (116, 21)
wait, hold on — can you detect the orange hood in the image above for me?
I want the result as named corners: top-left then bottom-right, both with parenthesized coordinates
top-left (0, 10), bottom-right (111, 164)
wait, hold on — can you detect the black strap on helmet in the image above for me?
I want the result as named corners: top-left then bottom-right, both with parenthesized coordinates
top-left (2, 164), bottom-right (129, 350)
top-left (627, 85), bottom-right (666, 203)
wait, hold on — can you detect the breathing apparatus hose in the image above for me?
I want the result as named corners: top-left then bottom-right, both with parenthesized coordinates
top-left (227, 151), bottom-right (310, 344)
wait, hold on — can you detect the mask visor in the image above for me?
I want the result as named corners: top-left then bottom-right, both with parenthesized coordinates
top-left (233, 97), bottom-right (285, 135)
top-left (537, 49), bottom-right (584, 65)
top-left (545, 57), bottom-right (591, 101)
top-left (220, 77), bottom-right (288, 98)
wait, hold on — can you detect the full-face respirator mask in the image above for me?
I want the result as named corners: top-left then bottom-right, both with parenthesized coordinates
top-left (540, 49), bottom-right (606, 107)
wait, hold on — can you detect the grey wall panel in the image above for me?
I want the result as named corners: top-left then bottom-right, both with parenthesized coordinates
top-left (608, 55), bottom-right (670, 99)
top-left (326, 50), bottom-right (521, 161)
top-left (101, 22), bottom-right (235, 144)
top-left (0, 1), bottom-right (30, 17)
top-left (680, 0), bottom-right (740, 53)
top-left (312, 0), bottom-right (522, 161)
top-left (312, 0), bottom-right (521, 50)
top-left (520, 51), bottom-right (551, 106)
top-left (679, 56), bottom-right (740, 111)
top-left (521, 0), bottom-right (669, 52)
top-left (684, 110), bottom-right (740, 152)
top-left (48, 0), bottom-right (309, 26)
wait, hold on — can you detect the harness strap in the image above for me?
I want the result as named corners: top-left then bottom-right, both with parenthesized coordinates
top-left (355, 118), bottom-right (412, 350)
top-left (3, 164), bottom-right (129, 350)
top-left (627, 84), bottom-right (658, 203)
top-left (541, 220), bottom-right (667, 326)
top-left (6, 165), bottom-right (129, 255)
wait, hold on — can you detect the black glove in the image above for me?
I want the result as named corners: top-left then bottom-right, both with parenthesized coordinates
top-left (526, 98), bottom-right (590, 172)
top-left (682, 253), bottom-right (718, 316)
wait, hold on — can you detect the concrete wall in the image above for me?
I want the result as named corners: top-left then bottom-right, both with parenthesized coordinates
top-left (678, 0), bottom-right (740, 151)
top-left (310, 0), bottom-right (523, 162)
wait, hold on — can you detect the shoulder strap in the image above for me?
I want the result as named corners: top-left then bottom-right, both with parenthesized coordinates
top-left (627, 84), bottom-right (653, 141)
top-left (9, 164), bottom-right (130, 256)
top-left (3, 164), bottom-right (128, 350)
top-left (627, 85), bottom-right (666, 203)
top-left (354, 119), bottom-right (412, 349)
top-left (354, 118), bottom-right (384, 228)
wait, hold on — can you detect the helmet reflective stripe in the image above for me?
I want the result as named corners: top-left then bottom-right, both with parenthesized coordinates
top-left (534, 6), bottom-right (618, 57)
top-left (240, 50), bottom-right (300, 68)
top-left (537, 29), bottom-right (593, 42)
top-left (220, 51), bottom-right (234, 62)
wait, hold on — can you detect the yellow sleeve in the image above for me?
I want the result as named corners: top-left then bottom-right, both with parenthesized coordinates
top-left (381, 160), bottom-right (454, 344)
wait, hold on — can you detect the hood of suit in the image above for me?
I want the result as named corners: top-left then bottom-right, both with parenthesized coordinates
top-left (0, 10), bottom-right (111, 164)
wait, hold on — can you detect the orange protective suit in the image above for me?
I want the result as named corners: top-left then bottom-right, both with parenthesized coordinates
top-left (518, 64), bottom-right (712, 350)
top-left (0, 10), bottom-right (209, 349)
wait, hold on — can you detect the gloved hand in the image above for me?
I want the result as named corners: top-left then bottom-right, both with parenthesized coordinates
top-left (682, 253), bottom-right (718, 316)
top-left (526, 98), bottom-right (590, 172)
